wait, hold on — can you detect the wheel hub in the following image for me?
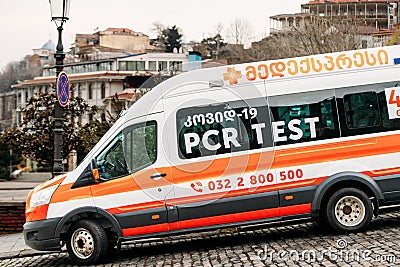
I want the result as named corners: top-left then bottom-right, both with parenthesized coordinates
top-left (334, 196), bottom-right (365, 227)
top-left (71, 228), bottom-right (94, 259)
top-left (343, 205), bottom-right (352, 215)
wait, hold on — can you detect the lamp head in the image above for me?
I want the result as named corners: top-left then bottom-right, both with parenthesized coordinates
top-left (49, 0), bottom-right (70, 27)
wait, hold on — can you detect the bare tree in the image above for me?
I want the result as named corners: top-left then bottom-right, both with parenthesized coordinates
top-left (152, 21), bottom-right (165, 37)
top-left (250, 17), bottom-right (363, 61)
top-left (226, 18), bottom-right (254, 46)
top-left (388, 27), bottom-right (400, 45)
top-left (215, 22), bottom-right (224, 37)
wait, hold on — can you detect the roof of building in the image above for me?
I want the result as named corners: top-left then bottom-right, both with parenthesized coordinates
top-left (99, 28), bottom-right (148, 37)
top-left (270, 13), bottom-right (313, 19)
top-left (12, 72), bottom-right (132, 88)
top-left (104, 89), bottom-right (136, 100)
top-left (41, 40), bottom-right (56, 51)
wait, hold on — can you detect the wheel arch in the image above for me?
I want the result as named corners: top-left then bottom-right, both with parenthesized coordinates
top-left (311, 171), bottom-right (384, 217)
top-left (54, 207), bottom-right (122, 240)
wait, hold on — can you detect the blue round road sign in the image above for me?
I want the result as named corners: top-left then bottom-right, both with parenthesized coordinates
top-left (57, 72), bottom-right (70, 107)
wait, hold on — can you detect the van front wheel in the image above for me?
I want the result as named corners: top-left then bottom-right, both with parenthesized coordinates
top-left (325, 188), bottom-right (372, 233)
top-left (66, 219), bottom-right (108, 265)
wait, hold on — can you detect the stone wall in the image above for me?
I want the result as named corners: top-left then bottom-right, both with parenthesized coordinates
top-left (0, 202), bottom-right (25, 234)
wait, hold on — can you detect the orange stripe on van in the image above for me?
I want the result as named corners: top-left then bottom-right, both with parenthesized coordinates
top-left (26, 204), bottom-right (49, 222)
top-left (122, 223), bottom-right (169, 236)
top-left (90, 168), bottom-right (172, 197)
top-left (50, 133), bottom-right (400, 204)
top-left (107, 200), bottom-right (165, 215)
top-left (51, 183), bottom-right (94, 203)
top-left (363, 167), bottom-right (400, 177)
top-left (106, 178), bottom-right (325, 215)
top-left (51, 168), bottom-right (173, 203)
top-left (121, 203), bottom-right (311, 236)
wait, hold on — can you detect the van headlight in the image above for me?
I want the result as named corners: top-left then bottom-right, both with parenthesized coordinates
top-left (30, 184), bottom-right (59, 208)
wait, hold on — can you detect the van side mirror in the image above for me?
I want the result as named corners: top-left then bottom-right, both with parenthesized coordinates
top-left (91, 158), bottom-right (101, 183)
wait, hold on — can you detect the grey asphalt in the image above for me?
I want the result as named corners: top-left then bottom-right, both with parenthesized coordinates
top-left (0, 172), bottom-right (52, 259)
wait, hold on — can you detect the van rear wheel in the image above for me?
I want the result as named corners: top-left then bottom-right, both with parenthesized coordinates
top-left (325, 188), bottom-right (372, 233)
top-left (66, 219), bottom-right (108, 265)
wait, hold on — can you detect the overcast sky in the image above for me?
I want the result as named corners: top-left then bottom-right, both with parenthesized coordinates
top-left (0, 0), bottom-right (305, 70)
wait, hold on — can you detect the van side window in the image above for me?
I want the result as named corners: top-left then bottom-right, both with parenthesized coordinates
top-left (377, 91), bottom-right (400, 130)
top-left (344, 92), bottom-right (380, 129)
top-left (337, 83), bottom-right (400, 136)
top-left (96, 121), bottom-right (157, 180)
top-left (269, 90), bottom-right (340, 146)
top-left (176, 98), bottom-right (272, 159)
top-left (123, 121), bottom-right (157, 173)
top-left (96, 133), bottom-right (130, 180)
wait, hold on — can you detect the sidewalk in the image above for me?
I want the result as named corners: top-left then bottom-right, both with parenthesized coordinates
top-left (0, 172), bottom-right (55, 259)
top-left (0, 232), bottom-right (62, 259)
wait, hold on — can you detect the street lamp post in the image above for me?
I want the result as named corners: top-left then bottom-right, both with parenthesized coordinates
top-left (49, 0), bottom-right (71, 176)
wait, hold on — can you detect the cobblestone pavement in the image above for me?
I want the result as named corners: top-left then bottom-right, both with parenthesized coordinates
top-left (1, 209), bottom-right (400, 267)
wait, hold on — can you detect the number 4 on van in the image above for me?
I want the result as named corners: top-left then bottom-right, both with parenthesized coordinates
top-left (385, 87), bottom-right (400, 119)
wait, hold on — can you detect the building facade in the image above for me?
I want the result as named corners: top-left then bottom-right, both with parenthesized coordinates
top-left (270, 0), bottom-right (399, 48)
top-left (71, 28), bottom-right (158, 62)
top-left (301, 0), bottom-right (399, 30)
top-left (13, 52), bottom-right (190, 125)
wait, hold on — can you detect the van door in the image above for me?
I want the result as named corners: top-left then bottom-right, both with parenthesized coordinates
top-left (163, 82), bottom-right (278, 231)
top-left (90, 112), bottom-right (173, 237)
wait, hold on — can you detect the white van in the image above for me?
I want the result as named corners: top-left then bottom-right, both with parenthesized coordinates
top-left (24, 45), bottom-right (400, 264)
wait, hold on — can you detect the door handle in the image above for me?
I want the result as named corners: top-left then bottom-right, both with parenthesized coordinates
top-left (150, 173), bottom-right (167, 180)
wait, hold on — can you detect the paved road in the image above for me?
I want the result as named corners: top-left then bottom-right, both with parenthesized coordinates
top-left (1, 209), bottom-right (399, 267)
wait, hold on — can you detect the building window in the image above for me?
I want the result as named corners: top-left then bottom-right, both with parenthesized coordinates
top-left (158, 61), bottom-right (168, 71)
top-left (77, 83), bottom-right (81, 98)
top-left (137, 61), bottom-right (145, 71)
top-left (119, 61), bottom-right (127, 71)
top-left (88, 83), bottom-right (93, 99)
top-left (171, 61), bottom-right (183, 71)
top-left (127, 61), bottom-right (136, 71)
top-left (362, 40), bottom-right (368, 49)
top-left (101, 83), bottom-right (106, 99)
top-left (148, 61), bottom-right (156, 71)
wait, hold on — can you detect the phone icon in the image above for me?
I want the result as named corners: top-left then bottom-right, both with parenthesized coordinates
top-left (190, 181), bottom-right (203, 193)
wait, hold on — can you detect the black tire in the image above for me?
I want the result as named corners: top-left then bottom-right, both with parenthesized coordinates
top-left (66, 219), bottom-right (109, 265)
top-left (325, 188), bottom-right (373, 233)
top-left (314, 211), bottom-right (328, 231)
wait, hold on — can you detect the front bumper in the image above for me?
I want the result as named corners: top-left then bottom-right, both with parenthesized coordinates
top-left (23, 217), bottom-right (61, 251)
